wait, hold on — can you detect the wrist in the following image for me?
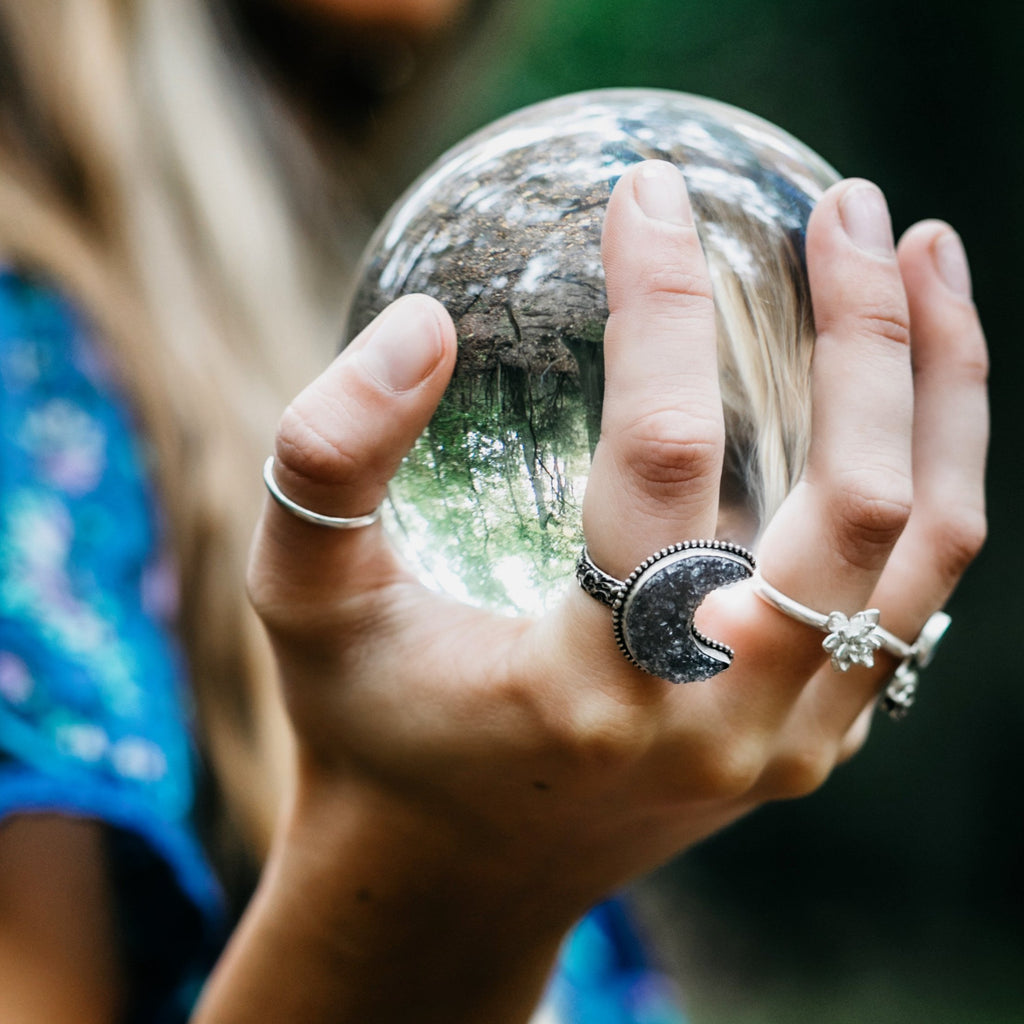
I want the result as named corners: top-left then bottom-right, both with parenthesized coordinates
top-left (196, 767), bottom-right (572, 1024)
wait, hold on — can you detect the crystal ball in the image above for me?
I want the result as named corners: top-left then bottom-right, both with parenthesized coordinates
top-left (345, 88), bottom-right (839, 616)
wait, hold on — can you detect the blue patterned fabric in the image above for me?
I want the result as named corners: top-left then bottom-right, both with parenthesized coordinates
top-left (0, 268), bottom-right (223, 1020)
top-left (540, 897), bottom-right (689, 1024)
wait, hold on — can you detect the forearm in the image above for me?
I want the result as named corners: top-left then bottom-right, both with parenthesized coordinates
top-left (192, 776), bottom-right (568, 1024)
top-left (0, 817), bottom-right (125, 1024)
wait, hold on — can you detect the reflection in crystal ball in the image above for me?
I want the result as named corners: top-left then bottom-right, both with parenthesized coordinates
top-left (345, 89), bottom-right (839, 617)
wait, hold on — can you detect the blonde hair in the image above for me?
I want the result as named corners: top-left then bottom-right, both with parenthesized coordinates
top-left (0, 0), bottom-right (373, 876)
top-left (705, 209), bottom-right (816, 534)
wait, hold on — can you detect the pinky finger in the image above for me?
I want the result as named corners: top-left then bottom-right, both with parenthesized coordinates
top-left (870, 221), bottom-right (989, 638)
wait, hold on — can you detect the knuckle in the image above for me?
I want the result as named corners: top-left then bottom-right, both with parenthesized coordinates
top-left (818, 297), bottom-right (910, 350)
top-left (243, 540), bottom-right (312, 632)
top-left (837, 715), bottom-right (872, 764)
top-left (858, 309), bottom-right (911, 349)
top-left (927, 505), bottom-right (988, 580)
top-left (829, 472), bottom-right (912, 569)
top-left (765, 743), bottom-right (836, 800)
top-left (947, 340), bottom-right (990, 386)
top-left (244, 561), bottom-right (295, 635)
top-left (682, 735), bottom-right (765, 801)
top-left (641, 262), bottom-right (715, 306)
top-left (275, 401), bottom-right (363, 490)
top-left (245, 562), bottom-right (273, 621)
top-left (538, 683), bottom-right (666, 777)
top-left (618, 408), bottom-right (723, 492)
top-left (705, 742), bottom-right (765, 800)
top-left (558, 704), bottom-right (649, 772)
top-left (964, 350), bottom-right (991, 385)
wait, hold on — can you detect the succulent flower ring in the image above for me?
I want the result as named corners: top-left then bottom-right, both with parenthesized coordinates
top-left (822, 609), bottom-right (883, 672)
top-left (751, 575), bottom-right (952, 721)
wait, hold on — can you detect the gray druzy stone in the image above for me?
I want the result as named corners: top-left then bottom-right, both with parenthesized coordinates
top-left (616, 549), bottom-right (754, 683)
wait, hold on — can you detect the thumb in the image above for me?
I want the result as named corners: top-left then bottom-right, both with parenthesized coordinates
top-left (249, 294), bottom-right (456, 618)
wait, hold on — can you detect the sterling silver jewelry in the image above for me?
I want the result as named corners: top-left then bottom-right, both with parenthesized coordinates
top-left (878, 662), bottom-right (918, 721)
top-left (752, 574), bottom-right (896, 672)
top-left (751, 574), bottom-right (951, 719)
top-left (575, 540), bottom-right (756, 684)
top-left (878, 610), bottom-right (952, 721)
top-left (262, 456), bottom-right (383, 529)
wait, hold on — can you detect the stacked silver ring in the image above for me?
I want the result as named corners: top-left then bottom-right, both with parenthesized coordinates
top-left (752, 574), bottom-right (951, 720)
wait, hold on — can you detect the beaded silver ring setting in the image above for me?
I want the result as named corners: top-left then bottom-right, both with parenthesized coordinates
top-left (575, 540), bottom-right (757, 684)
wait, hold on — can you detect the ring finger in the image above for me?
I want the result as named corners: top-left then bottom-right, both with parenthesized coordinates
top-left (749, 180), bottom-right (915, 692)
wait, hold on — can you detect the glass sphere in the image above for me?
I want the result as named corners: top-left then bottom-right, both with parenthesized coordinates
top-left (345, 88), bottom-right (839, 616)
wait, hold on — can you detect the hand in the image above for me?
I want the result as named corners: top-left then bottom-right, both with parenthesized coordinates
top-left (225, 162), bottom-right (987, 1022)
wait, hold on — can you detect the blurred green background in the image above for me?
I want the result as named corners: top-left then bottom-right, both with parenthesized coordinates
top-left (397, 1), bottom-right (1023, 1020)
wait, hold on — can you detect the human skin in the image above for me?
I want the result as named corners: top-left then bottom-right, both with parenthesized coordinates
top-left (192, 162), bottom-right (988, 1022)
top-left (278, 0), bottom-right (471, 34)
top-left (0, 818), bottom-right (124, 1023)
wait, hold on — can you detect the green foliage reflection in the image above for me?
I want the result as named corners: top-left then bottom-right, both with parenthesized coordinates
top-left (389, 358), bottom-right (594, 615)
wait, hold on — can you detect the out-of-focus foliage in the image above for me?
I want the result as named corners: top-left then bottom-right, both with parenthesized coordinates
top-left (405, 0), bottom-right (1023, 1018)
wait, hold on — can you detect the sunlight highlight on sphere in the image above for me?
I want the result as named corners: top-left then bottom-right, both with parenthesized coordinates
top-left (345, 89), bottom-right (839, 616)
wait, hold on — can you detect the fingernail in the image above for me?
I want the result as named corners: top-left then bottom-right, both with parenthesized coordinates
top-left (359, 297), bottom-right (443, 392)
top-left (634, 161), bottom-right (691, 225)
top-left (933, 230), bottom-right (972, 299)
top-left (839, 183), bottom-right (895, 256)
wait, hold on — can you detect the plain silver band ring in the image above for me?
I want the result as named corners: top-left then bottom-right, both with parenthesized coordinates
top-left (262, 456), bottom-right (383, 529)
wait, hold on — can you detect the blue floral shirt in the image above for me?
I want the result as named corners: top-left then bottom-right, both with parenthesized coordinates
top-left (0, 267), bottom-right (688, 1024)
top-left (538, 898), bottom-right (689, 1023)
top-left (0, 268), bottom-right (223, 1020)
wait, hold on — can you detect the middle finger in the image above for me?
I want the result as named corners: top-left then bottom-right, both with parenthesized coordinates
top-left (582, 160), bottom-right (723, 580)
